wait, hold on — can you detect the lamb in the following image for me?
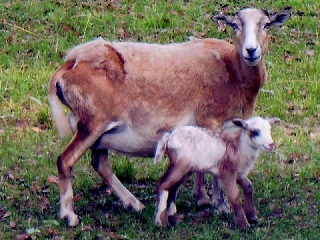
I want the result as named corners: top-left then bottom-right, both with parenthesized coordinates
top-left (154, 116), bottom-right (280, 228)
top-left (48, 8), bottom-right (290, 226)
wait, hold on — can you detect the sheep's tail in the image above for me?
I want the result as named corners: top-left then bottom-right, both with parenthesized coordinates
top-left (154, 132), bottom-right (170, 165)
top-left (48, 60), bottom-right (74, 138)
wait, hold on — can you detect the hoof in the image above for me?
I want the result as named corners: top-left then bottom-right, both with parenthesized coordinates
top-left (216, 201), bottom-right (230, 214)
top-left (196, 195), bottom-right (212, 208)
top-left (248, 218), bottom-right (258, 225)
top-left (60, 209), bottom-right (80, 227)
top-left (124, 200), bottom-right (145, 212)
top-left (168, 214), bottom-right (179, 226)
top-left (62, 213), bottom-right (80, 226)
top-left (235, 219), bottom-right (250, 229)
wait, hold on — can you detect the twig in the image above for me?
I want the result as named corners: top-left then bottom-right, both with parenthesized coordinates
top-left (82, 13), bottom-right (92, 43)
top-left (5, 22), bottom-right (43, 40)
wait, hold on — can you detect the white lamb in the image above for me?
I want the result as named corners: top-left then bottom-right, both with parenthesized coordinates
top-left (154, 116), bottom-right (280, 228)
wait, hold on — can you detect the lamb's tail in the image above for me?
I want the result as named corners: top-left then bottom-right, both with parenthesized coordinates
top-left (154, 133), bottom-right (170, 165)
top-left (48, 61), bottom-right (74, 138)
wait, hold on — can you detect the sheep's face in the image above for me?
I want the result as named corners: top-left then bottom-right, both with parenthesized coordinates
top-left (212, 8), bottom-right (291, 66)
top-left (232, 117), bottom-right (280, 152)
top-left (245, 117), bottom-right (280, 152)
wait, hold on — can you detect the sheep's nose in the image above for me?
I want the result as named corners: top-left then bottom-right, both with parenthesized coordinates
top-left (269, 143), bottom-right (275, 150)
top-left (246, 48), bottom-right (257, 57)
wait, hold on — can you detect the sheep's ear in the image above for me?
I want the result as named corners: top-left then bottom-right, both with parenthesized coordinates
top-left (265, 10), bottom-right (291, 29)
top-left (232, 118), bottom-right (248, 130)
top-left (266, 117), bottom-right (281, 125)
top-left (211, 14), bottom-right (237, 31)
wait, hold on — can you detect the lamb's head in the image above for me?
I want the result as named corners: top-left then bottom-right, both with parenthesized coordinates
top-left (231, 116), bottom-right (280, 152)
top-left (212, 8), bottom-right (290, 66)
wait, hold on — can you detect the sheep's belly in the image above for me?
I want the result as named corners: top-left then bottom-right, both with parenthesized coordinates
top-left (92, 124), bottom-right (157, 157)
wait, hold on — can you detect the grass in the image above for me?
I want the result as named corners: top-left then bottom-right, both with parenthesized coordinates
top-left (0, 0), bottom-right (319, 239)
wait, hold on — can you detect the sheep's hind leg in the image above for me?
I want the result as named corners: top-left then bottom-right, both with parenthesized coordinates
top-left (91, 149), bottom-right (145, 211)
top-left (58, 126), bottom-right (106, 226)
top-left (193, 172), bottom-right (212, 207)
top-left (167, 173), bottom-right (192, 225)
top-left (211, 175), bottom-right (230, 213)
top-left (156, 163), bottom-right (190, 226)
top-left (155, 190), bottom-right (170, 227)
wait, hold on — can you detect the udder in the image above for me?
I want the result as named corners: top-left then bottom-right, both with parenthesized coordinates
top-left (92, 123), bottom-right (159, 157)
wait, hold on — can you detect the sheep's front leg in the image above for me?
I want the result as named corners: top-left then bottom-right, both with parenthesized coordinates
top-left (91, 149), bottom-right (145, 211)
top-left (221, 176), bottom-right (249, 229)
top-left (58, 127), bottom-right (104, 226)
top-left (237, 177), bottom-right (257, 224)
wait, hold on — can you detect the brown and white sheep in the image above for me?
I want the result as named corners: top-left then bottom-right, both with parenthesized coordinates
top-left (154, 116), bottom-right (280, 228)
top-left (48, 8), bottom-right (290, 226)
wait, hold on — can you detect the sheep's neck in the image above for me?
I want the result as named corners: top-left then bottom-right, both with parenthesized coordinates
top-left (238, 134), bottom-right (260, 176)
top-left (240, 58), bottom-right (267, 90)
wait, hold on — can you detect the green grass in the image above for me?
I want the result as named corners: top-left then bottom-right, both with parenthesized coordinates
top-left (0, 0), bottom-right (319, 239)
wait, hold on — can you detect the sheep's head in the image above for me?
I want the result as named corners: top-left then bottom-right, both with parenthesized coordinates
top-left (212, 8), bottom-right (291, 66)
top-left (232, 116), bottom-right (280, 152)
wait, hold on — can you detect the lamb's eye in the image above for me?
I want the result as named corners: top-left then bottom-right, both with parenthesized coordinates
top-left (263, 23), bottom-right (271, 29)
top-left (251, 130), bottom-right (260, 137)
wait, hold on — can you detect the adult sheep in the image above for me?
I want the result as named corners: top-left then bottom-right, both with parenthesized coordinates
top-left (48, 8), bottom-right (290, 226)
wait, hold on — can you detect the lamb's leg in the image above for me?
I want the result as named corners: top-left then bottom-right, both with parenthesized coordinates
top-left (193, 172), bottom-right (211, 206)
top-left (155, 163), bottom-right (190, 227)
top-left (211, 175), bottom-right (230, 213)
top-left (220, 176), bottom-right (249, 229)
top-left (91, 149), bottom-right (145, 211)
top-left (58, 126), bottom-right (105, 226)
top-left (166, 172), bottom-right (193, 225)
top-left (155, 189), bottom-right (170, 227)
top-left (193, 173), bottom-right (230, 213)
top-left (237, 177), bottom-right (257, 224)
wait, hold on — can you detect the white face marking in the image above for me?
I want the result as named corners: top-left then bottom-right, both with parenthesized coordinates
top-left (237, 9), bottom-right (268, 66)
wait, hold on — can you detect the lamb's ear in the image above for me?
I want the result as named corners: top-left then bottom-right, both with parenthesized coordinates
top-left (266, 117), bottom-right (281, 125)
top-left (232, 118), bottom-right (248, 130)
top-left (265, 10), bottom-right (291, 29)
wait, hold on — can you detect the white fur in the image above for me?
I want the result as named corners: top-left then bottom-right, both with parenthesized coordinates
top-left (154, 116), bottom-right (279, 226)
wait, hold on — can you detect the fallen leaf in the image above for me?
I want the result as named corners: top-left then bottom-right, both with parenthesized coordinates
top-left (73, 194), bottom-right (82, 202)
top-left (26, 228), bottom-right (41, 234)
top-left (107, 231), bottom-right (128, 240)
top-left (0, 209), bottom-right (11, 220)
top-left (306, 49), bottom-right (315, 57)
top-left (32, 183), bottom-right (40, 192)
top-left (81, 225), bottom-right (92, 231)
top-left (10, 221), bottom-right (17, 228)
top-left (47, 175), bottom-right (58, 184)
top-left (6, 171), bottom-right (14, 180)
top-left (32, 127), bottom-right (41, 133)
top-left (16, 234), bottom-right (31, 240)
top-left (38, 197), bottom-right (51, 213)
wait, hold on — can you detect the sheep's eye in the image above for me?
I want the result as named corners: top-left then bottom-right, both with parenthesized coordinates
top-left (251, 129), bottom-right (260, 137)
top-left (263, 23), bottom-right (270, 29)
top-left (230, 23), bottom-right (240, 30)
